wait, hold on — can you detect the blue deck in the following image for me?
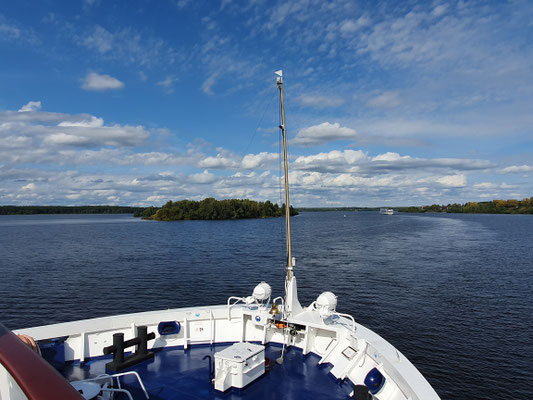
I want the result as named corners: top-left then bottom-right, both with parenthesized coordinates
top-left (56, 343), bottom-right (353, 399)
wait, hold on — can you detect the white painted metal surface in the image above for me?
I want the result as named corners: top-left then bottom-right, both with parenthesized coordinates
top-left (214, 342), bottom-right (265, 392)
top-left (13, 299), bottom-right (439, 400)
top-left (0, 363), bottom-right (28, 400)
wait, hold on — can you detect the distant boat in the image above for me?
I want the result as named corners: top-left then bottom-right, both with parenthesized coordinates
top-left (0, 71), bottom-right (439, 400)
top-left (380, 208), bottom-right (394, 215)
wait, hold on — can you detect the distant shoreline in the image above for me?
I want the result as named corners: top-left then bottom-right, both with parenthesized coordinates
top-left (397, 198), bottom-right (532, 214)
top-left (0, 206), bottom-right (143, 215)
top-left (2, 197), bottom-right (531, 216)
top-left (296, 207), bottom-right (379, 212)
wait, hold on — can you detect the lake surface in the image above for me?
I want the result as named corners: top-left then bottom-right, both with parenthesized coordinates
top-left (0, 212), bottom-right (531, 398)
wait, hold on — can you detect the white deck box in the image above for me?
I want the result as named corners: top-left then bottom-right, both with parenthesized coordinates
top-left (214, 342), bottom-right (265, 392)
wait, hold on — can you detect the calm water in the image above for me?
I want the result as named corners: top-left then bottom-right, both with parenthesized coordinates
top-left (0, 212), bottom-right (531, 398)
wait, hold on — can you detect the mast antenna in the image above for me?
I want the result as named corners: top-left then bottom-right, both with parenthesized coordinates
top-left (276, 70), bottom-right (293, 281)
top-left (275, 70), bottom-right (302, 322)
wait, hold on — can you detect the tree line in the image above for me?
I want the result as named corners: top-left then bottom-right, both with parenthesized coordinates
top-left (398, 197), bottom-right (533, 214)
top-left (137, 198), bottom-right (298, 221)
top-left (0, 205), bottom-right (144, 215)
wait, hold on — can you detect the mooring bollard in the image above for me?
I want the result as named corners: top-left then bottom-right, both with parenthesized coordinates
top-left (103, 325), bottom-right (155, 372)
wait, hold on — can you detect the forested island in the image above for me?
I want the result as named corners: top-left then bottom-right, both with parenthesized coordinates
top-left (398, 198), bottom-right (533, 214)
top-left (0, 205), bottom-right (143, 215)
top-left (0, 199), bottom-right (298, 220)
top-left (136, 198), bottom-right (298, 221)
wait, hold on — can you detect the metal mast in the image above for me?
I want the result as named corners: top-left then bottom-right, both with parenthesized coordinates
top-left (276, 70), bottom-right (293, 281)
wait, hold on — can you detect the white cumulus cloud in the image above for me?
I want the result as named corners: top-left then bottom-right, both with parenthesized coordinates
top-left (367, 91), bottom-right (401, 109)
top-left (18, 101), bottom-right (42, 112)
top-left (340, 16), bottom-right (370, 33)
top-left (298, 95), bottom-right (344, 109)
top-left (189, 170), bottom-right (217, 184)
top-left (437, 174), bottom-right (466, 187)
top-left (201, 73), bottom-right (218, 95)
top-left (499, 165), bottom-right (533, 173)
top-left (198, 152), bottom-right (239, 169)
top-left (291, 122), bottom-right (358, 146)
top-left (241, 152), bottom-right (277, 169)
top-left (293, 150), bottom-right (366, 172)
top-left (81, 72), bottom-right (124, 91)
top-left (157, 75), bottom-right (177, 93)
top-left (372, 152), bottom-right (410, 162)
top-left (58, 116), bottom-right (104, 128)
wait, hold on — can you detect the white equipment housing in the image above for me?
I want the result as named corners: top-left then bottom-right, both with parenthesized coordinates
top-left (252, 282), bottom-right (272, 302)
top-left (214, 342), bottom-right (265, 392)
top-left (316, 291), bottom-right (338, 318)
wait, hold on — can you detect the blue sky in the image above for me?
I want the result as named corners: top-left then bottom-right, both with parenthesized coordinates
top-left (1, 0), bottom-right (532, 207)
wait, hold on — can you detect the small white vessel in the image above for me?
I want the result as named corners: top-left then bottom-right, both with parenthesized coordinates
top-left (0, 71), bottom-right (439, 400)
top-left (380, 208), bottom-right (394, 215)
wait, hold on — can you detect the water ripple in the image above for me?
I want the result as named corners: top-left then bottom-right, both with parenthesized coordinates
top-left (0, 212), bottom-right (531, 397)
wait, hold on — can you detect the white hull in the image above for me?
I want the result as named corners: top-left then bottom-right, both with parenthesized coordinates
top-left (380, 208), bottom-right (394, 215)
top-left (13, 302), bottom-right (439, 400)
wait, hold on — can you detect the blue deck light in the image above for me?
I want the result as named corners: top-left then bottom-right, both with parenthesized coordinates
top-left (364, 367), bottom-right (386, 394)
